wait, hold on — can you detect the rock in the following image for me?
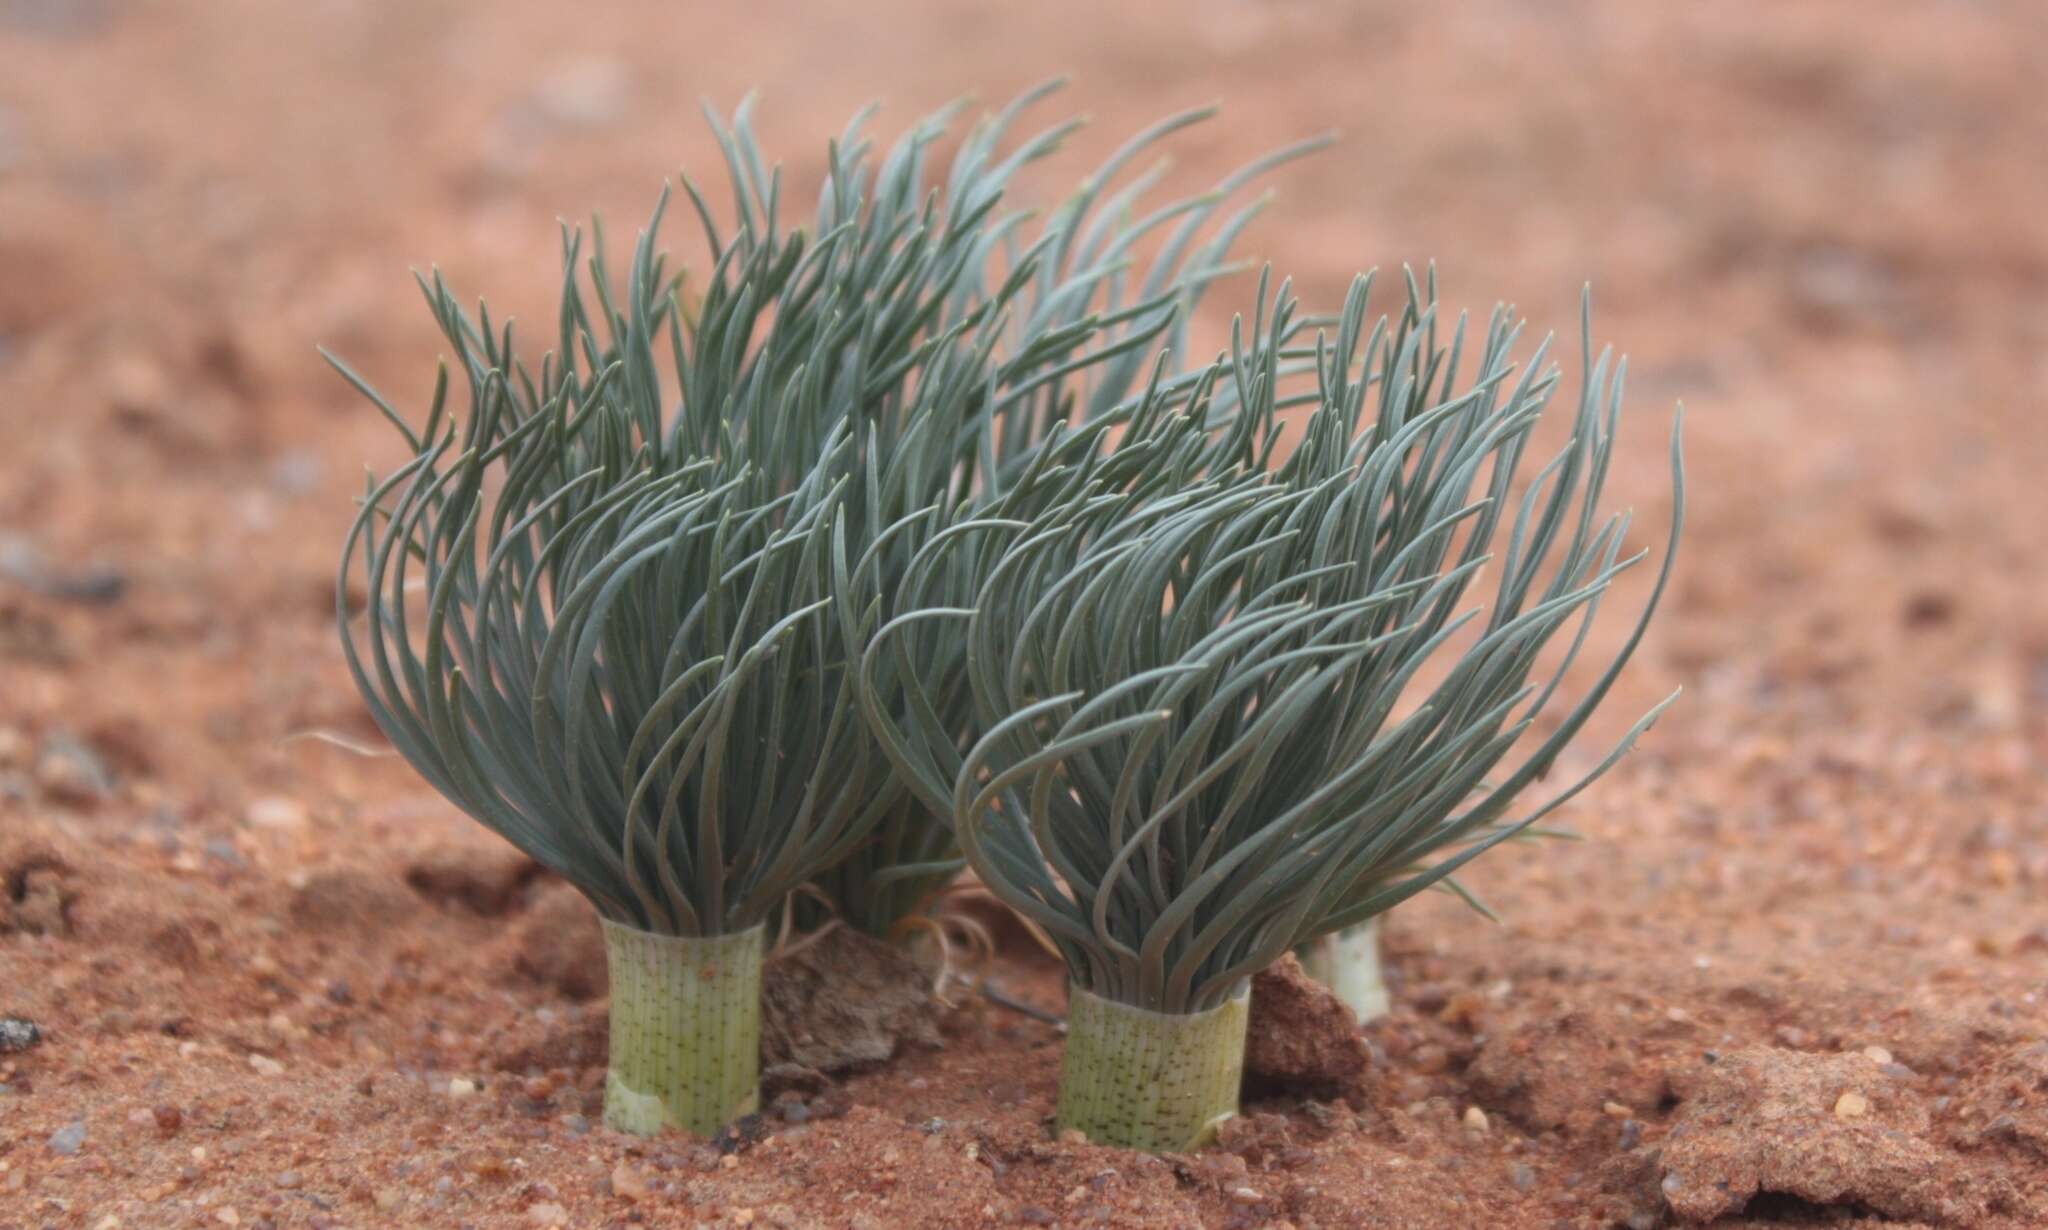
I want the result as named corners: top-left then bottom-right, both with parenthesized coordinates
top-left (35, 731), bottom-right (115, 803)
top-left (761, 926), bottom-right (939, 1074)
top-left (0, 1016), bottom-right (40, 1052)
top-left (48, 1120), bottom-right (86, 1155)
top-left (0, 540), bottom-right (126, 607)
top-left (611, 1161), bottom-right (650, 1201)
top-left (1465, 1003), bottom-right (1671, 1134)
top-left (1242, 955), bottom-right (1368, 1094)
top-left (490, 1011), bottom-right (606, 1075)
top-left (1834, 1090), bottom-right (1870, 1119)
top-left (1462, 1106), bottom-right (1489, 1133)
top-left (448, 1077), bottom-right (477, 1098)
top-left (248, 1054), bottom-right (284, 1077)
top-left (527, 1200), bottom-right (569, 1226)
top-left (1658, 1047), bottom-right (1982, 1224)
top-left (289, 867), bottom-right (420, 932)
top-left (0, 838), bottom-right (76, 936)
top-left (245, 796), bottom-right (307, 830)
top-left (1960, 1042), bottom-right (2048, 1160)
top-left (508, 882), bottom-right (606, 1000)
top-left (404, 840), bottom-right (538, 915)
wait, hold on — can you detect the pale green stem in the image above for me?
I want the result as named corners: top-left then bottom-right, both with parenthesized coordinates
top-left (601, 920), bottom-right (763, 1137)
top-left (1056, 983), bottom-right (1248, 1152)
top-left (1297, 916), bottom-right (1389, 1022)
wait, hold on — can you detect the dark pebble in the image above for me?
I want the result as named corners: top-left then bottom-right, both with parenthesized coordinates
top-left (712, 1113), bottom-right (768, 1155)
top-left (43, 565), bottom-right (128, 605)
top-left (0, 1017), bottom-right (41, 1053)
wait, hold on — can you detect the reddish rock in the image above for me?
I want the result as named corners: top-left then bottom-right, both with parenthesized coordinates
top-left (509, 881), bottom-right (606, 1000)
top-left (1243, 955), bottom-right (1369, 1094)
top-left (762, 926), bottom-right (939, 1073)
top-left (290, 867), bottom-right (421, 932)
top-left (1659, 1047), bottom-right (1994, 1224)
top-left (1465, 1004), bottom-right (1671, 1133)
top-left (403, 839), bottom-right (538, 915)
top-left (0, 834), bottom-right (78, 937)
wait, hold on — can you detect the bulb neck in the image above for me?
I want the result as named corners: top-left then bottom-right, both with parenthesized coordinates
top-left (1056, 983), bottom-right (1247, 1152)
top-left (600, 920), bottom-right (764, 1137)
top-left (1298, 916), bottom-right (1390, 1022)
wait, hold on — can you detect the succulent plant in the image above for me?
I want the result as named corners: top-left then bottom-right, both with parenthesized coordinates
top-left (859, 272), bottom-right (1686, 1151)
top-left (331, 87), bottom-right (1321, 1136)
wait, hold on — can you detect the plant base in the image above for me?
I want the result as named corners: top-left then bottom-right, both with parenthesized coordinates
top-left (1298, 916), bottom-right (1390, 1022)
top-left (601, 920), bottom-right (763, 1137)
top-left (1056, 984), bottom-right (1248, 1152)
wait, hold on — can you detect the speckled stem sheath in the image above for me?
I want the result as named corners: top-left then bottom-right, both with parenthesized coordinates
top-left (600, 920), bottom-right (763, 1137)
top-left (1056, 984), bottom-right (1248, 1152)
top-left (1298, 916), bottom-right (1390, 1022)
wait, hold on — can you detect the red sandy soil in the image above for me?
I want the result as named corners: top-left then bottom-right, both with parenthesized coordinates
top-left (4, 2), bottom-right (2048, 1227)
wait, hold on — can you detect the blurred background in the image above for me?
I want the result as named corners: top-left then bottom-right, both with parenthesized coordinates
top-left (3, 1), bottom-right (2046, 1224)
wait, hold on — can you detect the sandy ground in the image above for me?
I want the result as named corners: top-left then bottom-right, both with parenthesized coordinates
top-left (3, 1), bottom-right (2047, 1226)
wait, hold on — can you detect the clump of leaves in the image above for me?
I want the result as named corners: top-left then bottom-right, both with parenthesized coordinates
top-left (331, 87), bottom-right (1321, 1133)
top-left (860, 271), bottom-right (1685, 1149)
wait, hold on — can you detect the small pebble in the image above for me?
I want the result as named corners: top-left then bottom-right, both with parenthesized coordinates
top-left (246, 796), bottom-right (307, 830)
top-left (1861, 1045), bottom-right (1894, 1065)
top-left (1834, 1090), bottom-right (1870, 1119)
top-left (527, 1202), bottom-right (568, 1226)
top-left (248, 1054), bottom-right (285, 1077)
top-left (0, 1017), bottom-right (41, 1053)
top-left (1462, 1106), bottom-right (1489, 1133)
top-left (448, 1077), bottom-right (478, 1098)
top-left (1618, 1119), bottom-right (1643, 1150)
top-left (48, 1120), bottom-right (87, 1155)
top-left (611, 1162), bottom-right (649, 1201)
top-left (1601, 1100), bottom-right (1632, 1119)
top-left (779, 1101), bottom-right (809, 1125)
top-left (276, 1170), bottom-right (301, 1189)
top-left (215, 1210), bottom-right (240, 1227)
top-left (1508, 1162), bottom-right (1536, 1192)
